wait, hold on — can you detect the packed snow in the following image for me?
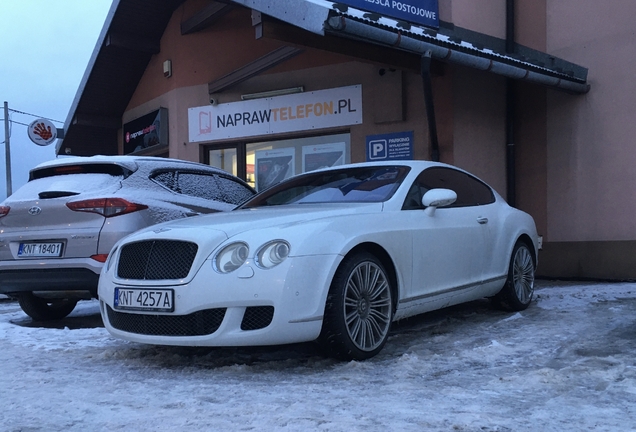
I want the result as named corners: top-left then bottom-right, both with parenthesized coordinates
top-left (1, 280), bottom-right (635, 431)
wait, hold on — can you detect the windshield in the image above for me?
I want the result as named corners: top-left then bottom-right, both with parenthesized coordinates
top-left (241, 166), bottom-right (410, 208)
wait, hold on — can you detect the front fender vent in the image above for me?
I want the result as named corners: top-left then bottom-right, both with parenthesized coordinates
top-left (117, 240), bottom-right (198, 280)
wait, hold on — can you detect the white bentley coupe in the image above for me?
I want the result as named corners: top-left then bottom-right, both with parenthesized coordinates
top-left (98, 161), bottom-right (538, 360)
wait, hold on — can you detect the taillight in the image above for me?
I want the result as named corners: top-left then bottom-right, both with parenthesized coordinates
top-left (0, 206), bottom-right (9, 218)
top-left (66, 198), bottom-right (148, 217)
top-left (90, 254), bottom-right (109, 263)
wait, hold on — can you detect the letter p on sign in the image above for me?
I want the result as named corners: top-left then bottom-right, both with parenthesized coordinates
top-left (369, 139), bottom-right (387, 160)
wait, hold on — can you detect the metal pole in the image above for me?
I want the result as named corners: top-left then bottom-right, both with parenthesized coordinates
top-left (3, 101), bottom-right (12, 198)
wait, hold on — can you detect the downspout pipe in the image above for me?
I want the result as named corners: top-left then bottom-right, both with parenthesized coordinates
top-left (421, 51), bottom-right (440, 161)
top-left (506, 0), bottom-right (516, 206)
top-left (325, 16), bottom-right (590, 94)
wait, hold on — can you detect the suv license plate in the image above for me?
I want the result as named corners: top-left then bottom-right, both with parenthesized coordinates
top-left (114, 288), bottom-right (174, 312)
top-left (18, 242), bottom-right (63, 257)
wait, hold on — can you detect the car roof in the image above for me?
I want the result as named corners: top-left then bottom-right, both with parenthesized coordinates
top-left (306, 160), bottom-right (464, 174)
top-left (31, 155), bottom-right (227, 175)
top-left (297, 160), bottom-right (494, 192)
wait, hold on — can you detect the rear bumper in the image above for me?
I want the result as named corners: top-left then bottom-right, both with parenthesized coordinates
top-left (0, 267), bottom-right (100, 297)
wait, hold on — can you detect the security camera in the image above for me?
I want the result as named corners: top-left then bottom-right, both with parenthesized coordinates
top-left (209, 95), bottom-right (219, 106)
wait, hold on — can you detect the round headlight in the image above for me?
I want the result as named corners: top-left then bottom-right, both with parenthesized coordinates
top-left (256, 240), bottom-right (290, 269)
top-left (214, 242), bottom-right (249, 273)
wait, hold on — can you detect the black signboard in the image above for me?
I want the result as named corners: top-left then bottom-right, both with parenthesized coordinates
top-left (123, 108), bottom-right (168, 154)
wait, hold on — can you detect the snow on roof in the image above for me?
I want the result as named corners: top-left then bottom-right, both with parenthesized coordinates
top-left (300, 0), bottom-right (586, 84)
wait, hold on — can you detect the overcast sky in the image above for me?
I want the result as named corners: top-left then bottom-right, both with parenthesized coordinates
top-left (0, 0), bottom-right (112, 201)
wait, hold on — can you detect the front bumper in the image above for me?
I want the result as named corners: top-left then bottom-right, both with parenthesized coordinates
top-left (98, 254), bottom-right (340, 347)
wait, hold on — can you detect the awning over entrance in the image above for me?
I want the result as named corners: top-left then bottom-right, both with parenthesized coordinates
top-left (231, 0), bottom-right (589, 94)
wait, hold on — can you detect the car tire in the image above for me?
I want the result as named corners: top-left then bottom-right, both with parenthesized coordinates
top-left (492, 241), bottom-right (535, 312)
top-left (18, 293), bottom-right (78, 321)
top-left (319, 252), bottom-right (393, 361)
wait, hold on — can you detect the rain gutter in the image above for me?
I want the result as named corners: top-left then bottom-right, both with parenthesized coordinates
top-left (325, 16), bottom-right (590, 95)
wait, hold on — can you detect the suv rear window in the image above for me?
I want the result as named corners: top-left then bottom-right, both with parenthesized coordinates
top-left (29, 164), bottom-right (133, 181)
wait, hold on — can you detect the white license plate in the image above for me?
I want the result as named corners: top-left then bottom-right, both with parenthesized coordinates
top-left (114, 288), bottom-right (174, 312)
top-left (18, 242), bottom-right (63, 257)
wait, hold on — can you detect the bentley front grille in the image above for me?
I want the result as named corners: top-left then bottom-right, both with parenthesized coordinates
top-left (117, 240), bottom-right (198, 280)
top-left (106, 305), bottom-right (226, 336)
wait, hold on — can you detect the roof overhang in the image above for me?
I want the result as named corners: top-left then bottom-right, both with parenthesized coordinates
top-left (58, 0), bottom-right (589, 157)
top-left (57, 0), bottom-right (185, 157)
top-left (231, 0), bottom-right (589, 94)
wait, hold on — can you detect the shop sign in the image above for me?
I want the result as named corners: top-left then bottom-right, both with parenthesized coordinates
top-left (336, 0), bottom-right (439, 29)
top-left (366, 131), bottom-right (413, 161)
top-left (27, 119), bottom-right (58, 146)
top-left (123, 108), bottom-right (168, 154)
top-left (188, 85), bottom-right (362, 143)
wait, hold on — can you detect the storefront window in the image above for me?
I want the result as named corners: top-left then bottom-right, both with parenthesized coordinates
top-left (208, 148), bottom-right (238, 177)
top-left (247, 134), bottom-right (350, 191)
top-left (206, 133), bottom-right (350, 191)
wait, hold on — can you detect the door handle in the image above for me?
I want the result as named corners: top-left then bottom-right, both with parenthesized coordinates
top-left (477, 217), bottom-right (488, 224)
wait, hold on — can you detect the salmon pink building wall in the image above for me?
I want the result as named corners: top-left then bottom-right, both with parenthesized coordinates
top-left (119, 0), bottom-right (636, 278)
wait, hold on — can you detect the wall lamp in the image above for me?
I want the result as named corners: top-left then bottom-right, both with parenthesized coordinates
top-left (241, 86), bottom-right (304, 101)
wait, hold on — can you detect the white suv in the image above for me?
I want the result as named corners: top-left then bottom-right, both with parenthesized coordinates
top-left (0, 155), bottom-right (255, 320)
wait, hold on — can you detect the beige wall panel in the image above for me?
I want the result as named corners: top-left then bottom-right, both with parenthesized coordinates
top-left (126, 58), bottom-right (440, 165)
top-left (546, 0), bottom-right (636, 242)
top-left (452, 66), bottom-right (506, 197)
top-left (515, 0), bottom-right (546, 51)
top-left (515, 84), bottom-right (548, 238)
top-left (442, 0), bottom-right (506, 39)
top-left (127, 2), bottom-right (350, 112)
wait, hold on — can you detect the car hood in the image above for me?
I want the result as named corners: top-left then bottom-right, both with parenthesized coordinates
top-left (125, 202), bottom-right (383, 248)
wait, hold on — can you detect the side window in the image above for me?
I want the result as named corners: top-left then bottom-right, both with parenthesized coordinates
top-left (403, 167), bottom-right (494, 209)
top-left (152, 170), bottom-right (255, 205)
top-left (176, 172), bottom-right (224, 201)
top-left (402, 182), bottom-right (428, 210)
top-left (152, 171), bottom-right (177, 192)
top-left (215, 176), bottom-right (255, 205)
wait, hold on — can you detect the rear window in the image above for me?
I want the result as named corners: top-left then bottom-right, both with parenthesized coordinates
top-left (29, 164), bottom-right (132, 181)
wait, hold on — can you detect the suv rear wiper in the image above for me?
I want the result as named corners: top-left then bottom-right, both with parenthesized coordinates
top-left (38, 191), bottom-right (80, 199)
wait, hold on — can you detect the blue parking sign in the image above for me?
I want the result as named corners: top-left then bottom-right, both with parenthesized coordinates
top-left (366, 131), bottom-right (413, 161)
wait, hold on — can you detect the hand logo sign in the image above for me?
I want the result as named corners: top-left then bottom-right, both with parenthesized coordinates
top-left (27, 119), bottom-right (57, 146)
top-left (33, 122), bottom-right (53, 141)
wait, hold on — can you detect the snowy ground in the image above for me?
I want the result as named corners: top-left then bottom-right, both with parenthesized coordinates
top-left (1, 280), bottom-right (635, 432)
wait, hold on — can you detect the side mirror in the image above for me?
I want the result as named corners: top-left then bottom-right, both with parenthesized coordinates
top-left (422, 188), bottom-right (457, 216)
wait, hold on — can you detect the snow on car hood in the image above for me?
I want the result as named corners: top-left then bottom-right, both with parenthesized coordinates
top-left (153, 202), bottom-right (382, 235)
top-left (124, 202), bottom-right (384, 255)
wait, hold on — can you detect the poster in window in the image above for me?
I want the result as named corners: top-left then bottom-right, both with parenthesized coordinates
top-left (302, 142), bottom-right (346, 173)
top-left (255, 147), bottom-right (295, 191)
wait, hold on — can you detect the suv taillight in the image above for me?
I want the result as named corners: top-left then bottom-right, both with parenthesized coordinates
top-left (66, 198), bottom-right (148, 217)
top-left (0, 206), bottom-right (9, 218)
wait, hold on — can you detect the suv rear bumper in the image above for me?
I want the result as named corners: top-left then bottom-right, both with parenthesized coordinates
top-left (0, 267), bottom-right (100, 297)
